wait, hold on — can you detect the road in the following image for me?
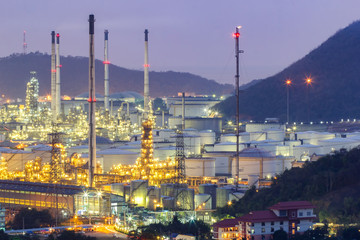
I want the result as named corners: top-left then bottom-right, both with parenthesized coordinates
top-left (85, 224), bottom-right (128, 240)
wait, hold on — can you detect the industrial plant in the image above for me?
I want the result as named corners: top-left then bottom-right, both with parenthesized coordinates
top-left (0, 14), bottom-right (359, 238)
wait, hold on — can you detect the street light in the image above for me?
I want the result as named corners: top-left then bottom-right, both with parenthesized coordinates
top-left (285, 79), bottom-right (292, 124)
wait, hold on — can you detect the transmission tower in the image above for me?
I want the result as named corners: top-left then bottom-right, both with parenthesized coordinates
top-left (47, 125), bottom-right (63, 226)
top-left (174, 129), bottom-right (185, 184)
top-left (23, 31), bottom-right (27, 54)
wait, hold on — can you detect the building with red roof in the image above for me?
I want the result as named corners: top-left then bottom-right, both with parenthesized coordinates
top-left (213, 201), bottom-right (316, 240)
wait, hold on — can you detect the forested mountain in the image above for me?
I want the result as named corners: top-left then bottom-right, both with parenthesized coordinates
top-left (216, 147), bottom-right (360, 224)
top-left (215, 20), bottom-right (360, 122)
top-left (0, 52), bottom-right (233, 99)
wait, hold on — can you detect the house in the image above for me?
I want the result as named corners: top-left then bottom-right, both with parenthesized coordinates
top-left (170, 233), bottom-right (196, 240)
top-left (213, 218), bottom-right (239, 240)
top-left (213, 201), bottom-right (316, 240)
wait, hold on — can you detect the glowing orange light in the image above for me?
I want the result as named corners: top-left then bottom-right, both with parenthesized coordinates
top-left (305, 76), bottom-right (312, 85)
top-left (63, 95), bottom-right (71, 101)
top-left (286, 79), bottom-right (292, 86)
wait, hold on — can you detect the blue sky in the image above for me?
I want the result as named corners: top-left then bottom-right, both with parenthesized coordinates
top-left (0, 0), bottom-right (359, 85)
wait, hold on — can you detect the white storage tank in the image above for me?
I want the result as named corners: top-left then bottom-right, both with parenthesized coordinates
top-left (216, 186), bottom-right (234, 208)
top-left (231, 147), bottom-right (283, 179)
top-left (229, 191), bottom-right (245, 202)
top-left (199, 130), bottom-right (216, 146)
top-left (195, 194), bottom-right (212, 210)
top-left (265, 129), bottom-right (285, 141)
top-left (199, 184), bottom-right (217, 209)
top-left (130, 180), bottom-right (148, 207)
top-left (185, 157), bottom-right (215, 177)
top-left (97, 149), bottom-right (139, 172)
top-left (154, 146), bottom-right (176, 161)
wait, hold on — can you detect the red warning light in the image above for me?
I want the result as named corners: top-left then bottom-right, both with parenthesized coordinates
top-left (51, 69), bottom-right (56, 73)
top-left (56, 33), bottom-right (60, 37)
top-left (103, 61), bottom-right (110, 64)
top-left (233, 33), bottom-right (240, 38)
top-left (144, 64), bottom-right (150, 68)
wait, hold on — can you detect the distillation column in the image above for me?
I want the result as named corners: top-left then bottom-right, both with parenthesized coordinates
top-left (88, 14), bottom-right (96, 188)
top-left (55, 33), bottom-right (61, 117)
top-left (51, 31), bottom-right (56, 121)
top-left (104, 30), bottom-right (110, 112)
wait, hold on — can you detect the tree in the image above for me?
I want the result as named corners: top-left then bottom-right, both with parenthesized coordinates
top-left (273, 230), bottom-right (288, 240)
top-left (10, 208), bottom-right (54, 230)
top-left (0, 230), bottom-right (9, 240)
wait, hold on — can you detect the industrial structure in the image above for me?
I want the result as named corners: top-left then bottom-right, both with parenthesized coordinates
top-left (55, 33), bottom-right (61, 118)
top-left (25, 71), bottom-right (39, 114)
top-left (0, 18), bottom-right (358, 235)
top-left (104, 30), bottom-right (110, 112)
top-left (51, 31), bottom-right (56, 121)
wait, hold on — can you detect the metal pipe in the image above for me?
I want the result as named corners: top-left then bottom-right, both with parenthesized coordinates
top-left (51, 31), bottom-right (56, 121)
top-left (55, 33), bottom-right (61, 118)
top-left (144, 29), bottom-right (149, 117)
top-left (182, 92), bottom-right (185, 130)
top-left (88, 14), bottom-right (96, 188)
top-left (104, 30), bottom-right (110, 112)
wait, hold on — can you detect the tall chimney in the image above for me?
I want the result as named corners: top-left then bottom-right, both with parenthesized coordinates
top-left (182, 92), bottom-right (185, 130)
top-left (104, 30), bottom-right (110, 112)
top-left (51, 31), bottom-right (56, 121)
top-left (143, 29), bottom-right (150, 117)
top-left (88, 14), bottom-right (96, 188)
top-left (55, 33), bottom-right (61, 117)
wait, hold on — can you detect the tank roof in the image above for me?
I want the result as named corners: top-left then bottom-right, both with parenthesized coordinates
top-left (239, 147), bottom-right (275, 158)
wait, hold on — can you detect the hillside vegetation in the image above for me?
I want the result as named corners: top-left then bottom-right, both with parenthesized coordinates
top-left (0, 52), bottom-right (233, 99)
top-left (216, 147), bottom-right (360, 224)
top-left (215, 20), bottom-right (360, 122)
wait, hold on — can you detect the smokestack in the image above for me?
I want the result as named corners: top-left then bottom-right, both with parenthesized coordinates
top-left (51, 31), bottom-right (56, 121)
top-left (182, 92), bottom-right (185, 130)
top-left (88, 14), bottom-right (96, 188)
top-left (55, 33), bottom-right (61, 117)
top-left (143, 29), bottom-right (150, 117)
top-left (104, 30), bottom-right (110, 112)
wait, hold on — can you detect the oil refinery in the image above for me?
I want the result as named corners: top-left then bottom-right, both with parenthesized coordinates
top-left (2, 14), bottom-right (360, 236)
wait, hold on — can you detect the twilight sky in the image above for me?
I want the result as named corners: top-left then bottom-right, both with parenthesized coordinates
top-left (0, 0), bottom-right (359, 85)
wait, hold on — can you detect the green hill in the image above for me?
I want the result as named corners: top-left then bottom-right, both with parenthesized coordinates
top-left (0, 52), bottom-right (233, 99)
top-left (215, 20), bottom-right (360, 122)
top-left (216, 147), bottom-right (360, 224)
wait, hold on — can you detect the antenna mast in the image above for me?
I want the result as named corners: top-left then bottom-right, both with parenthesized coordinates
top-left (23, 31), bottom-right (27, 54)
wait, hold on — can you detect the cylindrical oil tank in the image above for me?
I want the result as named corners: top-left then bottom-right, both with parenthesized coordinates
top-left (199, 130), bottom-right (216, 146)
top-left (130, 180), bottom-right (148, 207)
top-left (185, 117), bottom-right (222, 134)
top-left (265, 129), bottom-right (285, 141)
top-left (176, 188), bottom-right (195, 211)
top-left (229, 191), bottom-right (245, 202)
top-left (183, 135), bottom-right (201, 155)
top-left (248, 175), bottom-right (259, 187)
top-left (146, 186), bottom-right (161, 210)
top-left (110, 183), bottom-right (127, 196)
top-left (216, 186), bottom-right (234, 208)
top-left (199, 184), bottom-right (217, 209)
top-left (162, 196), bottom-right (175, 210)
top-left (195, 194), bottom-right (212, 210)
top-left (161, 183), bottom-right (175, 197)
